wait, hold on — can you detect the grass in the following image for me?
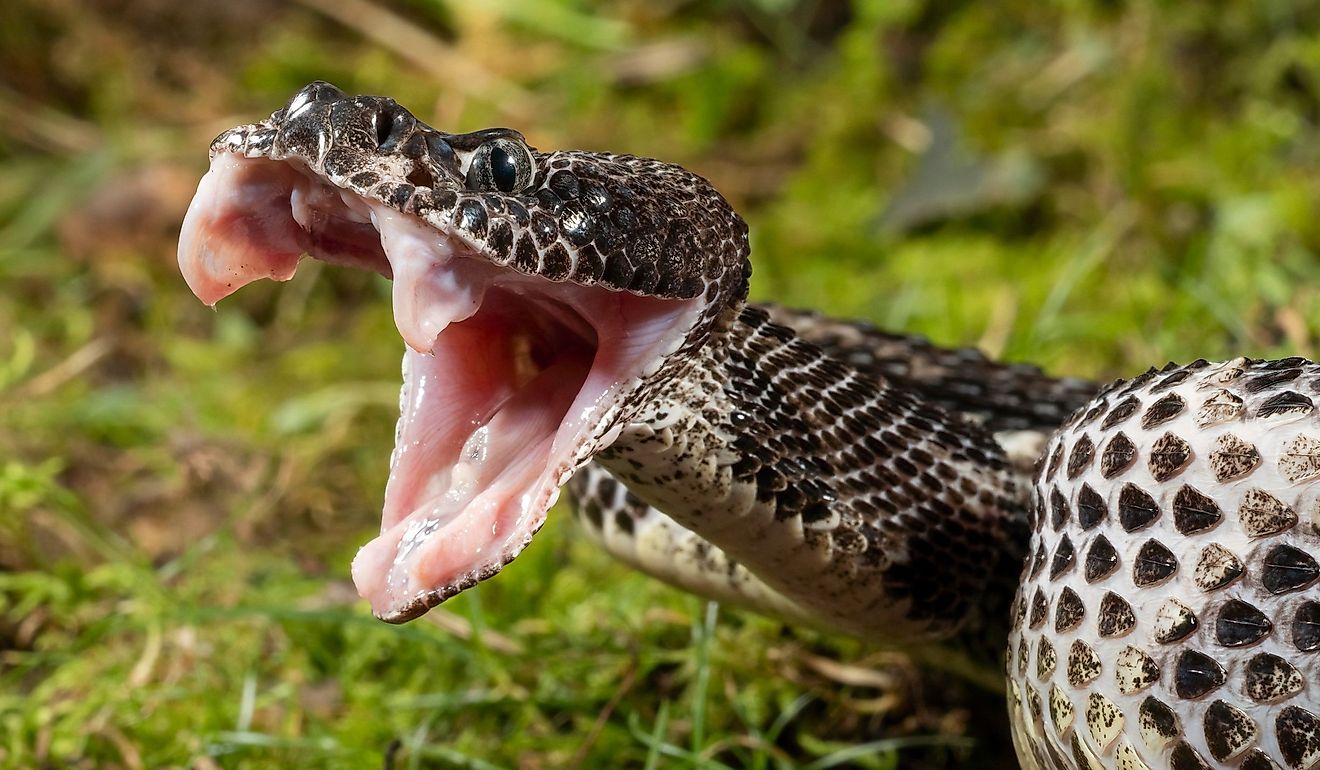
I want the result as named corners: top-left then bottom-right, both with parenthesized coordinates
top-left (3, 1), bottom-right (1320, 768)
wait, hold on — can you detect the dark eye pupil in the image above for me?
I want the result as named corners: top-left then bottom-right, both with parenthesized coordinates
top-left (489, 146), bottom-right (518, 192)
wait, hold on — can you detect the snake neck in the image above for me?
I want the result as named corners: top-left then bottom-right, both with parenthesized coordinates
top-left (596, 304), bottom-right (1032, 642)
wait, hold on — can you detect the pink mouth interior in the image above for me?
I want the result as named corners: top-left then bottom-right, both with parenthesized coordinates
top-left (178, 154), bottom-right (700, 621)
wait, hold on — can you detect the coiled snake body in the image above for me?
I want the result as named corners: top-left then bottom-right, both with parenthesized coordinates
top-left (177, 83), bottom-right (1320, 769)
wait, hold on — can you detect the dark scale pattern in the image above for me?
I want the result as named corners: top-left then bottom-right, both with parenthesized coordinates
top-left (1261, 544), bottom-right (1319, 594)
top-left (1101, 396), bottom-right (1141, 430)
top-left (1030, 589), bottom-right (1049, 628)
top-left (1048, 443), bottom-right (1066, 482)
top-left (1084, 534), bottom-right (1119, 583)
top-left (1076, 484), bottom-right (1107, 529)
top-left (1055, 587), bottom-right (1086, 633)
top-left (1030, 541), bottom-right (1048, 579)
top-left (1141, 392), bottom-right (1186, 429)
top-left (1096, 592), bottom-right (1136, 637)
top-left (1049, 535), bottom-right (1076, 579)
top-left (1067, 435), bottom-right (1095, 479)
top-left (1173, 485), bottom-right (1222, 534)
top-left (1294, 602), bottom-right (1320, 651)
top-left (1117, 483), bottom-right (1160, 531)
top-left (595, 304), bottom-right (1029, 643)
top-left (1276, 707), bottom-right (1320, 769)
top-left (1007, 358), bottom-right (1320, 769)
top-left (1214, 599), bottom-right (1272, 647)
top-left (1172, 741), bottom-right (1213, 770)
top-left (1175, 649), bottom-right (1226, 699)
top-left (1241, 750), bottom-right (1285, 770)
top-left (1243, 653), bottom-right (1304, 703)
top-left (1152, 368), bottom-right (1195, 392)
top-left (764, 305), bottom-right (1100, 434)
top-left (1132, 538), bottom-right (1177, 586)
top-left (1258, 390), bottom-right (1314, 419)
top-left (1100, 432), bottom-right (1138, 478)
top-left (1051, 487), bottom-right (1071, 529)
top-left (207, 87), bottom-right (1320, 770)
top-left (1204, 699), bottom-right (1257, 761)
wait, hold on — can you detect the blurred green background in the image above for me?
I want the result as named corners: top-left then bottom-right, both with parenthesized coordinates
top-left (3, 1), bottom-right (1320, 768)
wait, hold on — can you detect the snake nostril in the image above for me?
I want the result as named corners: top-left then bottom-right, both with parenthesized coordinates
top-left (375, 104), bottom-right (415, 151)
top-left (406, 166), bottom-right (435, 188)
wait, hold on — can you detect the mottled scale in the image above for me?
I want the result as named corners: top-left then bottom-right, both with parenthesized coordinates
top-left (1279, 434), bottom-right (1320, 482)
top-left (1084, 534), bottom-right (1119, 582)
top-left (1068, 639), bottom-right (1103, 687)
top-left (1243, 653), bottom-right (1304, 703)
top-left (1115, 646), bottom-right (1160, 694)
top-left (1239, 488), bottom-right (1298, 538)
top-left (1153, 598), bottom-right (1199, 644)
top-left (1275, 706), bottom-right (1320, 770)
top-left (1210, 433), bottom-right (1261, 481)
top-left (1085, 691), bottom-right (1125, 753)
top-left (1203, 699), bottom-right (1256, 761)
top-left (1007, 358), bottom-right (1320, 770)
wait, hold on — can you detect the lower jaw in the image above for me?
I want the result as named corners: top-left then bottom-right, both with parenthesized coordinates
top-left (351, 292), bottom-right (597, 620)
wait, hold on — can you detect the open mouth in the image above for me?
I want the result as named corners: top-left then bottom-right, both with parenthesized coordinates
top-left (178, 152), bottom-right (701, 622)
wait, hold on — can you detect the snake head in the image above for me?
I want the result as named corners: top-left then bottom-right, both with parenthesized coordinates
top-left (178, 81), bottom-right (750, 622)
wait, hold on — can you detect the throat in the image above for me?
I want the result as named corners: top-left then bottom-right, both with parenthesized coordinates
top-left (595, 306), bottom-right (1026, 642)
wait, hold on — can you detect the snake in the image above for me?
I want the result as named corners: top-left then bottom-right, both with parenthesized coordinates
top-left (177, 82), bottom-right (1320, 769)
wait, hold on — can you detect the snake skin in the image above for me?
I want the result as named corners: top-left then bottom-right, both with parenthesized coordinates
top-left (594, 303), bottom-right (1025, 641)
top-left (1009, 358), bottom-right (1320, 770)
top-left (571, 308), bottom-right (1102, 642)
top-left (763, 304), bottom-right (1099, 434)
top-left (192, 84), bottom-right (1320, 769)
top-left (211, 81), bottom-right (749, 361)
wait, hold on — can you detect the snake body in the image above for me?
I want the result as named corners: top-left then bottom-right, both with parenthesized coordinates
top-left (177, 83), bottom-right (1320, 769)
top-left (1009, 358), bottom-right (1320, 770)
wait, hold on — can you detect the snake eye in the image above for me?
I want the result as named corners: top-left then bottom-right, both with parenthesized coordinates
top-left (466, 138), bottom-right (534, 193)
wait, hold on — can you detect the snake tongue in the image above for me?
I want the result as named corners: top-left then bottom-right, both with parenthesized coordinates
top-left (178, 153), bottom-right (704, 623)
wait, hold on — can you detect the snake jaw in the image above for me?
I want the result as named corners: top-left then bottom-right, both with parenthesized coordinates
top-left (178, 146), bottom-right (704, 623)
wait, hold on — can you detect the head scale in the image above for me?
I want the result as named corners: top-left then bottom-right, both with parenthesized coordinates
top-left (215, 81), bottom-right (752, 330)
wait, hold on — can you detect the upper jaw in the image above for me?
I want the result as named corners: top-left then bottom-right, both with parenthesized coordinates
top-left (202, 81), bottom-right (748, 306)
